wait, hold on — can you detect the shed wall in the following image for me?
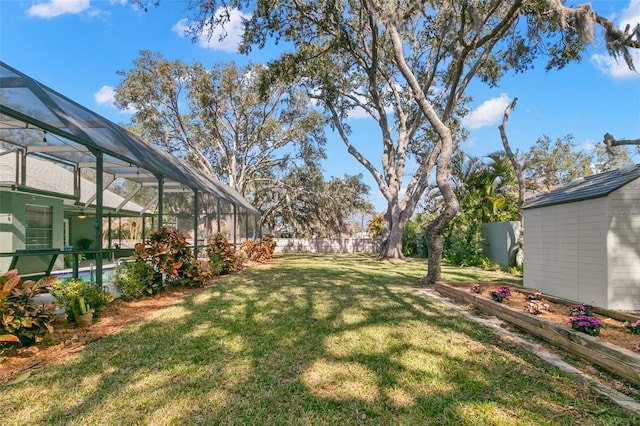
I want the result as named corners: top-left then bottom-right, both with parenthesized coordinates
top-left (524, 197), bottom-right (608, 306)
top-left (606, 179), bottom-right (640, 310)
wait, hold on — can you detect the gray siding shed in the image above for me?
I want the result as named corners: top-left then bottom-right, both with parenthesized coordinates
top-left (524, 165), bottom-right (640, 310)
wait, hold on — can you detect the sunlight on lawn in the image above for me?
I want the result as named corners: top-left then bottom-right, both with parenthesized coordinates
top-left (0, 254), bottom-right (636, 425)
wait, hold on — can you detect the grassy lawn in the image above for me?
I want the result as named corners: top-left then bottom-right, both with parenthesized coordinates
top-left (1, 253), bottom-right (637, 425)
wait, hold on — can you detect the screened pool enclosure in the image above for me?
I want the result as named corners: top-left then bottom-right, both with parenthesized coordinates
top-left (0, 62), bottom-right (260, 286)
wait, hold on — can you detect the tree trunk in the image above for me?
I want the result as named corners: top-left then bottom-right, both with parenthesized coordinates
top-left (499, 97), bottom-right (525, 267)
top-left (378, 207), bottom-right (408, 259)
top-left (423, 232), bottom-right (444, 285)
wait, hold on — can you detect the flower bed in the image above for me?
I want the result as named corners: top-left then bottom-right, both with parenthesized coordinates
top-left (435, 282), bottom-right (640, 386)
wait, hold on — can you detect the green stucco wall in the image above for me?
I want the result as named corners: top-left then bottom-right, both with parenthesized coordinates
top-left (0, 191), bottom-right (64, 272)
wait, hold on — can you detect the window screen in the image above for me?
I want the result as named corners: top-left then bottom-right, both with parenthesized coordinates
top-left (25, 204), bottom-right (53, 249)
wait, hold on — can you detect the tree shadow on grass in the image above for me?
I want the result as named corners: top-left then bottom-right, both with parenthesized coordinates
top-left (4, 255), bottom-right (637, 424)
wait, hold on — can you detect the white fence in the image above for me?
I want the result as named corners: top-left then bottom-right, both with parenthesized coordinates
top-left (273, 238), bottom-right (380, 254)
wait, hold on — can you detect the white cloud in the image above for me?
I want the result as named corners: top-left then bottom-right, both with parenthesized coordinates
top-left (94, 85), bottom-right (115, 107)
top-left (462, 93), bottom-right (510, 130)
top-left (592, 51), bottom-right (640, 79)
top-left (28, 0), bottom-right (90, 18)
top-left (591, 0), bottom-right (640, 79)
top-left (172, 8), bottom-right (249, 54)
top-left (94, 85), bottom-right (133, 113)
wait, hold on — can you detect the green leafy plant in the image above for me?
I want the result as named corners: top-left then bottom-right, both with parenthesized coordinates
top-left (568, 304), bottom-right (597, 317)
top-left (50, 278), bottom-right (112, 323)
top-left (76, 238), bottom-right (93, 250)
top-left (0, 270), bottom-right (56, 345)
top-left (402, 220), bottom-right (420, 257)
top-left (113, 260), bottom-right (155, 300)
top-left (64, 253), bottom-right (86, 262)
top-left (68, 295), bottom-right (91, 316)
top-left (442, 221), bottom-right (486, 267)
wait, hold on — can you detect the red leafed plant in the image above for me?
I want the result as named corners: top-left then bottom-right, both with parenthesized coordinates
top-left (240, 235), bottom-right (277, 262)
top-left (1, 270), bottom-right (57, 346)
top-left (132, 227), bottom-right (211, 290)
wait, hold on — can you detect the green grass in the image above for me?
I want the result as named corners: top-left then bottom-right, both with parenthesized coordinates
top-left (1, 253), bottom-right (637, 425)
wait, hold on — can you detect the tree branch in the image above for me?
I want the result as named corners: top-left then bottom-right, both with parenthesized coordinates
top-left (603, 133), bottom-right (640, 155)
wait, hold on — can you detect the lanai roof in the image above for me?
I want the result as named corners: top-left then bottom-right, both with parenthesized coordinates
top-left (0, 61), bottom-right (258, 215)
top-left (0, 150), bottom-right (144, 213)
top-left (524, 164), bottom-right (640, 209)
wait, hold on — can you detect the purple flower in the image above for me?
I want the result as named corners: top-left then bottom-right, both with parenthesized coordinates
top-left (569, 315), bottom-right (602, 336)
top-left (490, 285), bottom-right (511, 303)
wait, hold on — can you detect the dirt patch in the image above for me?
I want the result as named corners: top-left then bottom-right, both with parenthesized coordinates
top-left (450, 282), bottom-right (640, 353)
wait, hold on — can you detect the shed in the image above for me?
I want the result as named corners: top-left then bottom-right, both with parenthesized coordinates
top-left (523, 164), bottom-right (640, 311)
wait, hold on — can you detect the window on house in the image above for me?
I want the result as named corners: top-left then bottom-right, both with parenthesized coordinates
top-left (25, 204), bottom-right (53, 249)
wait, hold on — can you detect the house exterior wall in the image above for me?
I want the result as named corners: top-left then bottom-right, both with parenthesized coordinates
top-left (524, 197), bottom-right (608, 307)
top-left (606, 179), bottom-right (640, 310)
top-left (0, 191), bottom-right (65, 272)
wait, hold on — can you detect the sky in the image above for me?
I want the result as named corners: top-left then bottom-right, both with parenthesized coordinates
top-left (1, 0), bottom-right (639, 213)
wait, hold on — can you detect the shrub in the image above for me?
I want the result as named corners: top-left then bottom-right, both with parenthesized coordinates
top-left (113, 260), bottom-right (155, 300)
top-left (240, 235), bottom-right (277, 262)
top-left (133, 227), bottom-right (210, 288)
top-left (402, 220), bottom-right (420, 257)
top-left (569, 315), bottom-right (603, 336)
top-left (442, 221), bottom-right (486, 267)
top-left (489, 285), bottom-right (511, 303)
top-left (0, 270), bottom-right (56, 346)
top-left (50, 278), bottom-right (112, 322)
top-left (208, 233), bottom-right (237, 275)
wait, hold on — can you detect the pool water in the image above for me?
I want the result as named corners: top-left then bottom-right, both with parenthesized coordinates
top-left (53, 267), bottom-right (115, 283)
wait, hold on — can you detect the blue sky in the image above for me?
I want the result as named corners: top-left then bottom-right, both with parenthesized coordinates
top-left (1, 0), bottom-right (639, 213)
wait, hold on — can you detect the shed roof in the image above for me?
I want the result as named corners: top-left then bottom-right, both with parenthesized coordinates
top-left (524, 164), bottom-right (640, 209)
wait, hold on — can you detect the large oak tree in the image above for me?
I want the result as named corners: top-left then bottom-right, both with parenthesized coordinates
top-left (135, 0), bottom-right (639, 282)
top-left (115, 51), bottom-right (370, 235)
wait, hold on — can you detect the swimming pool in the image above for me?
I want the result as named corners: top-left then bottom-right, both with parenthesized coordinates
top-left (53, 266), bottom-right (115, 283)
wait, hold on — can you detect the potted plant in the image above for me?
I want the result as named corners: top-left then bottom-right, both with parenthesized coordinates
top-left (63, 253), bottom-right (86, 268)
top-left (76, 238), bottom-right (93, 250)
top-left (69, 295), bottom-right (93, 328)
top-left (50, 278), bottom-right (112, 327)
